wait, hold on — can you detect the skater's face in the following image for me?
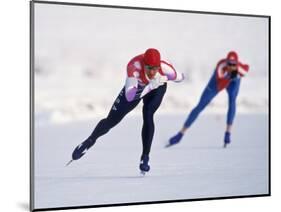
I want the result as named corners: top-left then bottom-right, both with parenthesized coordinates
top-left (227, 63), bottom-right (238, 72)
top-left (144, 65), bottom-right (160, 79)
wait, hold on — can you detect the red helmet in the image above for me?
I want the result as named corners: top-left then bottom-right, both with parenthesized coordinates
top-left (227, 51), bottom-right (238, 64)
top-left (143, 48), bottom-right (161, 67)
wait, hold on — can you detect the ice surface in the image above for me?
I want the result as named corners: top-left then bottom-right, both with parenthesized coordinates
top-left (34, 114), bottom-right (269, 209)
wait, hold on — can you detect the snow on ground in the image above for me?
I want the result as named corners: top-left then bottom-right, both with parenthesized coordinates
top-left (34, 113), bottom-right (269, 209)
top-left (33, 3), bottom-right (269, 125)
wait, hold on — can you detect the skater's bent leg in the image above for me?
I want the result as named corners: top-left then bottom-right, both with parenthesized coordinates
top-left (224, 79), bottom-right (240, 146)
top-left (167, 86), bottom-right (218, 147)
top-left (226, 96), bottom-right (237, 128)
top-left (171, 74), bottom-right (218, 141)
top-left (71, 88), bottom-right (141, 161)
top-left (141, 84), bottom-right (167, 156)
top-left (88, 88), bottom-right (141, 142)
top-left (183, 86), bottom-right (218, 130)
top-left (88, 117), bottom-right (120, 141)
top-left (141, 108), bottom-right (155, 156)
top-left (226, 79), bottom-right (240, 130)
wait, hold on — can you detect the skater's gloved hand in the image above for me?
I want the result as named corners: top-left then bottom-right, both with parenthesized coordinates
top-left (149, 72), bottom-right (168, 89)
top-left (140, 73), bottom-right (168, 98)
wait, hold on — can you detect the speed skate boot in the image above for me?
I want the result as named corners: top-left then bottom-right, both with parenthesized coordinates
top-left (223, 132), bottom-right (231, 148)
top-left (139, 154), bottom-right (150, 175)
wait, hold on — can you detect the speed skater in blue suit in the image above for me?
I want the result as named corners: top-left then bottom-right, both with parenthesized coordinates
top-left (167, 51), bottom-right (249, 148)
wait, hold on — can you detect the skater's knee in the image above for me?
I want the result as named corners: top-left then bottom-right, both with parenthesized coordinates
top-left (104, 113), bottom-right (124, 127)
top-left (198, 99), bottom-right (210, 110)
top-left (96, 118), bottom-right (115, 134)
top-left (191, 104), bottom-right (204, 117)
top-left (99, 118), bottom-right (109, 126)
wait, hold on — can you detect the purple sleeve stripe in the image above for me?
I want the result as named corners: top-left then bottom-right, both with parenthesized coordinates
top-left (125, 87), bottom-right (138, 102)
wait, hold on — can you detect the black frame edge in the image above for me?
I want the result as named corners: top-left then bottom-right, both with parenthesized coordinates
top-left (268, 16), bottom-right (271, 196)
top-left (32, 0), bottom-right (270, 18)
top-left (33, 194), bottom-right (270, 212)
top-left (30, 0), bottom-right (35, 211)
